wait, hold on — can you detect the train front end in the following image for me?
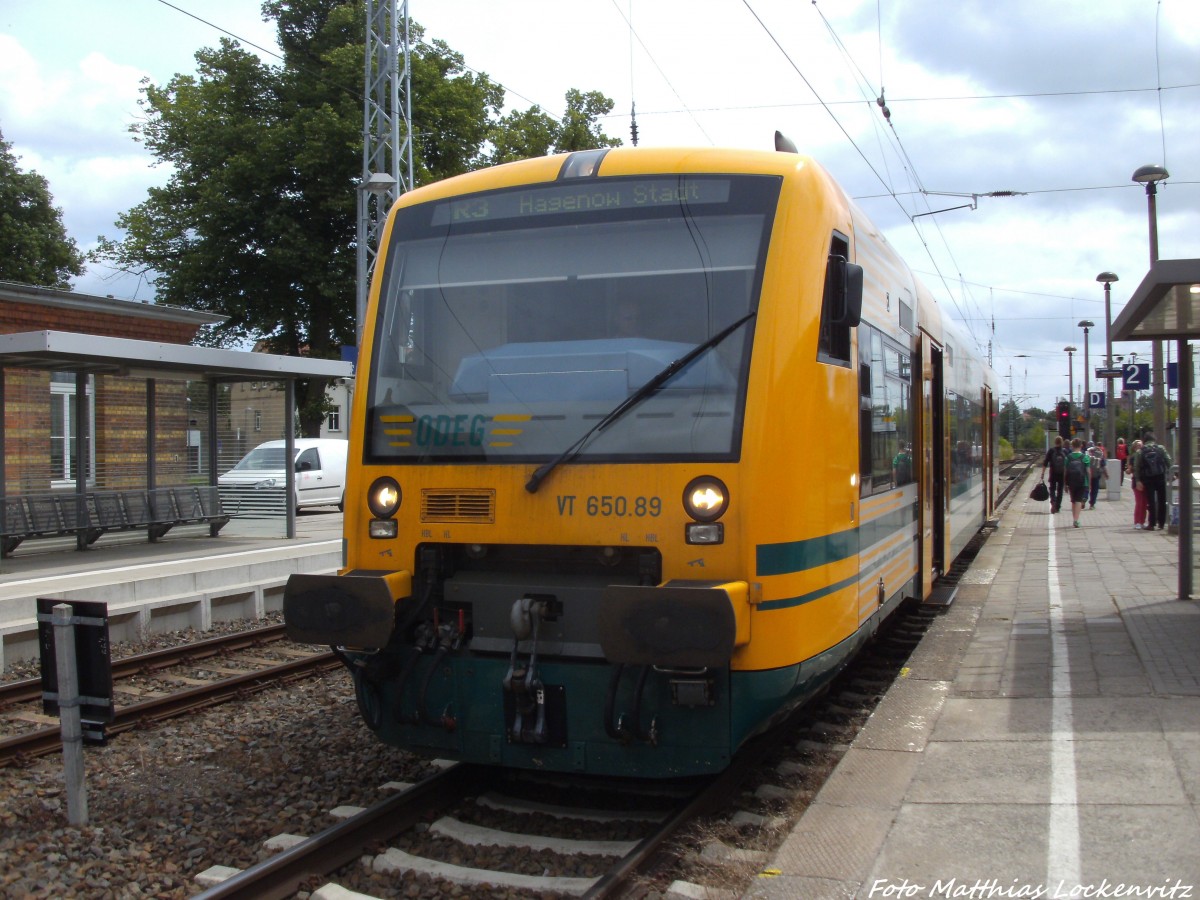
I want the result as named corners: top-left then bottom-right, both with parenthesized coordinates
top-left (285, 149), bottom-right (833, 777)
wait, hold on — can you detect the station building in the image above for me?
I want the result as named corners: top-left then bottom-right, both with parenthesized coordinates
top-left (0, 281), bottom-right (223, 494)
top-left (0, 281), bottom-right (352, 555)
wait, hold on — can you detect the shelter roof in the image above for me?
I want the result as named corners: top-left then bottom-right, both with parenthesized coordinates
top-left (1112, 258), bottom-right (1200, 341)
top-left (0, 330), bottom-right (351, 381)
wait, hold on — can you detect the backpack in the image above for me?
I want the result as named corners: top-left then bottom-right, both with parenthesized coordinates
top-left (1089, 451), bottom-right (1103, 476)
top-left (1050, 447), bottom-right (1067, 475)
top-left (1065, 453), bottom-right (1088, 489)
top-left (1141, 444), bottom-right (1167, 478)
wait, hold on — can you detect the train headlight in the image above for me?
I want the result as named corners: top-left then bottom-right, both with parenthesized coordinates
top-left (683, 476), bottom-right (728, 522)
top-left (367, 477), bottom-right (402, 519)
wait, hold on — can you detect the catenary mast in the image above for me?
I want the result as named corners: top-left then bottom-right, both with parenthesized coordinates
top-left (356, 0), bottom-right (413, 345)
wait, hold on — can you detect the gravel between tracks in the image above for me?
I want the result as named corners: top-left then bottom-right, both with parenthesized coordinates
top-left (0, 621), bottom-right (434, 899)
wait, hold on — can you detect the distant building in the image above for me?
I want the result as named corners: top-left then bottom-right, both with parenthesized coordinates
top-left (224, 340), bottom-right (351, 463)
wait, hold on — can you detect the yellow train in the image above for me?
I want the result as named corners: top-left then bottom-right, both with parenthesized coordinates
top-left (284, 138), bottom-right (998, 777)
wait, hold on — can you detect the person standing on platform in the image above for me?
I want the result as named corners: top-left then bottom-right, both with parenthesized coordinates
top-left (1136, 433), bottom-right (1172, 531)
top-left (1064, 438), bottom-right (1091, 528)
top-left (1087, 442), bottom-right (1106, 509)
top-left (1128, 439), bottom-right (1148, 529)
top-left (1041, 435), bottom-right (1068, 514)
top-left (1116, 437), bottom-right (1128, 485)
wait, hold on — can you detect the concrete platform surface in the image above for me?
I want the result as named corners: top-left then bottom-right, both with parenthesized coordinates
top-left (0, 511), bottom-right (342, 666)
top-left (745, 473), bottom-right (1200, 900)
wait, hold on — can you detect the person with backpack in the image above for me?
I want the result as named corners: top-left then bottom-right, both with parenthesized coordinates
top-left (1086, 442), bottom-right (1106, 509)
top-left (1136, 432), bottom-right (1172, 531)
top-left (1127, 439), bottom-right (1148, 529)
top-left (1041, 435), bottom-right (1069, 514)
top-left (1064, 438), bottom-right (1091, 528)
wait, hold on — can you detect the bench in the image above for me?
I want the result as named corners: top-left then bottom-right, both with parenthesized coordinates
top-left (1, 486), bottom-right (230, 557)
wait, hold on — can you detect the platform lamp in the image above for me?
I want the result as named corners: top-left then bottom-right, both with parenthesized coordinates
top-left (1064, 345), bottom-right (1077, 434)
top-left (1132, 164), bottom-right (1169, 441)
top-left (1078, 320), bottom-right (1095, 442)
top-left (1097, 272), bottom-right (1119, 454)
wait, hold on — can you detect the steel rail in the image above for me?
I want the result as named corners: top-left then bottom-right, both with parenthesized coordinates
top-left (192, 764), bottom-right (494, 900)
top-left (0, 649), bottom-right (339, 768)
top-left (0, 623), bottom-right (290, 707)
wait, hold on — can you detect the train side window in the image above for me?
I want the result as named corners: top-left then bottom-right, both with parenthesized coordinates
top-left (899, 291), bottom-right (915, 334)
top-left (858, 325), bottom-right (914, 495)
top-left (858, 324), bottom-right (874, 491)
top-left (818, 234), bottom-right (857, 366)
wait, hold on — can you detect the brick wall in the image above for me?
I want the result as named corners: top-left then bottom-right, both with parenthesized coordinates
top-left (0, 299), bottom-right (201, 343)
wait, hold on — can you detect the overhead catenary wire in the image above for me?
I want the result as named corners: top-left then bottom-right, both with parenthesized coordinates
top-left (608, 0), bottom-right (711, 144)
top-left (795, 1), bottom-right (989, 351)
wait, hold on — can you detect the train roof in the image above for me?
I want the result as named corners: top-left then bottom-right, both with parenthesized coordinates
top-left (393, 144), bottom-right (840, 207)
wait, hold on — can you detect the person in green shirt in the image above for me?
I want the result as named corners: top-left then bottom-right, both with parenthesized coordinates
top-left (892, 444), bottom-right (913, 487)
top-left (1064, 438), bottom-right (1090, 528)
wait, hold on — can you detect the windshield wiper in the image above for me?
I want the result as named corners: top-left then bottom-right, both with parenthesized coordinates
top-left (525, 311), bottom-right (756, 493)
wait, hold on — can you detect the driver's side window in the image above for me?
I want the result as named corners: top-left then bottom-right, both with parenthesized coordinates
top-left (296, 448), bottom-right (320, 472)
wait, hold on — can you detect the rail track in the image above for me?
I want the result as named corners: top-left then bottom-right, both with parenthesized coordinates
top-left (193, 739), bottom-right (794, 899)
top-left (0, 624), bottom-right (338, 767)
top-left (189, 592), bottom-right (958, 899)
top-left (998, 450), bottom-right (1040, 504)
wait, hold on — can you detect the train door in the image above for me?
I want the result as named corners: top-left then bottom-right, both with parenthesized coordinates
top-left (983, 387), bottom-right (995, 516)
top-left (919, 333), bottom-right (946, 594)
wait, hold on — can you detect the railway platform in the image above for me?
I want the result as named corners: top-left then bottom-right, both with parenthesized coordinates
top-left (0, 512), bottom-right (342, 668)
top-left (744, 474), bottom-right (1200, 900)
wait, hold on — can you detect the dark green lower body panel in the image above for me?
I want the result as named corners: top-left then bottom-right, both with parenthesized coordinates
top-left (349, 612), bottom-right (886, 778)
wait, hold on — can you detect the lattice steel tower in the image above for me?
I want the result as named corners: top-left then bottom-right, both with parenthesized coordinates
top-left (356, 0), bottom-right (414, 344)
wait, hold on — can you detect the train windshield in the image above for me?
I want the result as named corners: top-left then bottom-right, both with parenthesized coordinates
top-left (365, 173), bottom-right (779, 464)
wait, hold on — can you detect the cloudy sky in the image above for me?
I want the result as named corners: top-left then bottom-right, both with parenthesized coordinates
top-left (2, 0), bottom-right (1198, 416)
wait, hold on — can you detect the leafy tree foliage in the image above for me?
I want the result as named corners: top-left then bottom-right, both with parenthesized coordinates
top-left (488, 89), bottom-right (622, 164)
top-left (94, 0), bottom-right (619, 435)
top-left (0, 127), bottom-right (84, 288)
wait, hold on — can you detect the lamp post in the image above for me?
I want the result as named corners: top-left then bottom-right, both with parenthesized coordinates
top-left (1078, 320), bottom-right (1094, 442)
top-left (1097, 272), bottom-right (1118, 454)
top-left (1132, 164), bottom-right (1169, 441)
top-left (1064, 345), bottom-right (1077, 434)
top-left (1125, 352), bottom-right (1137, 442)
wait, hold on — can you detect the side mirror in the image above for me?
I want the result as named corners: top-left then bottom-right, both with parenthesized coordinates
top-left (296, 461), bottom-right (313, 472)
top-left (827, 257), bottom-right (864, 328)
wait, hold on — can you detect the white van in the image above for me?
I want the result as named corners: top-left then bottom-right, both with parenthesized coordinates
top-left (219, 438), bottom-right (348, 513)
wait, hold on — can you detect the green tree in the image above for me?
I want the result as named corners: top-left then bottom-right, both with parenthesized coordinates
top-left (94, 0), bottom-right (618, 435)
top-left (0, 127), bottom-right (84, 288)
top-left (997, 399), bottom-right (1021, 446)
top-left (488, 88), bottom-right (623, 165)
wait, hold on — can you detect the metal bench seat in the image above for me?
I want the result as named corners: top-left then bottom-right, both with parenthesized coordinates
top-left (0, 487), bottom-right (229, 557)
